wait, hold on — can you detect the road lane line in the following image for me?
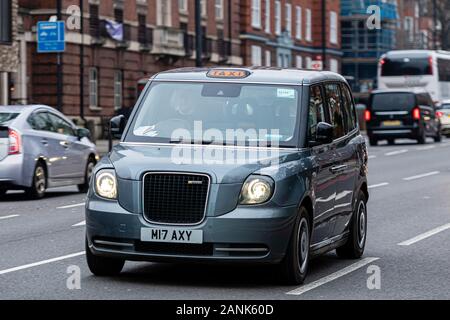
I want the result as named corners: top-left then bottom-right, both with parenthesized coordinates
top-left (286, 257), bottom-right (380, 296)
top-left (72, 220), bottom-right (86, 227)
top-left (368, 182), bottom-right (389, 189)
top-left (403, 171), bottom-right (439, 181)
top-left (398, 223), bottom-right (450, 246)
top-left (0, 251), bottom-right (85, 276)
top-left (416, 145), bottom-right (435, 151)
top-left (0, 214), bottom-right (20, 221)
top-left (57, 202), bottom-right (85, 209)
top-left (368, 155), bottom-right (377, 160)
top-left (385, 149), bottom-right (408, 156)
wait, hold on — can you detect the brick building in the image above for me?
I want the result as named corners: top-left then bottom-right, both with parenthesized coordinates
top-left (0, 0), bottom-right (20, 105)
top-left (240, 0), bottom-right (342, 72)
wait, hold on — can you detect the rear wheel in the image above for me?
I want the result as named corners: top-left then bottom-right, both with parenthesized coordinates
top-left (25, 162), bottom-right (47, 199)
top-left (387, 138), bottom-right (395, 145)
top-left (417, 130), bottom-right (426, 144)
top-left (86, 238), bottom-right (125, 276)
top-left (336, 191), bottom-right (367, 259)
top-left (368, 137), bottom-right (378, 146)
top-left (279, 207), bottom-right (310, 285)
top-left (434, 130), bottom-right (442, 143)
top-left (78, 157), bottom-right (95, 193)
top-left (0, 188), bottom-right (7, 197)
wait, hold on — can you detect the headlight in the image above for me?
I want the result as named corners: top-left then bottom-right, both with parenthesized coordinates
top-left (239, 175), bottom-right (274, 205)
top-left (95, 170), bottom-right (117, 199)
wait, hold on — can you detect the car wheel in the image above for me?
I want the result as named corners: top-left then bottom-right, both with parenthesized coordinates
top-left (434, 131), bottom-right (442, 143)
top-left (279, 207), bottom-right (310, 285)
top-left (78, 157), bottom-right (95, 193)
top-left (417, 130), bottom-right (426, 144)
top-left (369, 137), bottom-right (378, 146)
top-left (0, 188), bottom-right (7, 197)
top-left (387, 139), bottom-right (395, 145)
top-left (86, 238), bottom-right (125, 276)
top-left (25, 162), bottom-right (47, 199)
top-left (336, 191), bottom-right (367, 259)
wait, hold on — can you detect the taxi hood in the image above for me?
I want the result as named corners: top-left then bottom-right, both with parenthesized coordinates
top-left (109, 143), bottom-right (303, 184)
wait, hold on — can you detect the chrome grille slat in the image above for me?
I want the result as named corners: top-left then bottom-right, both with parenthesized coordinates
top-left (142, 172), bottom-right (209, 225)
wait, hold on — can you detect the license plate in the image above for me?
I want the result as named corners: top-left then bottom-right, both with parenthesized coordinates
top-left (141, 227), bottom-right (203, 244)
top-left (382, 120), bottom-right (402, 127)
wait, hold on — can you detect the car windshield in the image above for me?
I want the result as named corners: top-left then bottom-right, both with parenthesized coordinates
top-left (127, 82), bottom-right (300, 147)
top-left (371, 93), bottom-right (415, 111)
top-left (0, 112), bottom-right (19, 125)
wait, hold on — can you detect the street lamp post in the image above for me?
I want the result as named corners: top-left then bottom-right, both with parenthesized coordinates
top-left (195, 0), bottom-right (203, 67)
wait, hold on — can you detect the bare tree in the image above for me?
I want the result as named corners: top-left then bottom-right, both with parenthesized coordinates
top-left (435, 0), bottom-right (450, 50)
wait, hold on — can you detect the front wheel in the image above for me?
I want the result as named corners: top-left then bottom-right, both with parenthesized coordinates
top-left (86, 239), bottom-right (125, 276)
top-left (336, 191), bottom-right (367, 259)
top-left (279, 207), bottom-right (310, 285)
top-left (78, 158), bottom-right (95, 193)
top-left (25, 162), bottom-right (47, 199)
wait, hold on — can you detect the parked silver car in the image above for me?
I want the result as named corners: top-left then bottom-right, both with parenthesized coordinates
top-left (0, 105), bottom-right (98, 198)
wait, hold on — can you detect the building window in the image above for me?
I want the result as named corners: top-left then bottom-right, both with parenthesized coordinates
top-left (404, 17), bottom-right (414, 42)
top-left (251, 0), bottom-right (261, 28)
top-left (265, 0), bottom-right (271, 34)
top-left (179, 0), bottom-right (188, 13)
top-left (114, 8), bottom-right (123, 23)
top-left (285, 3), bottom-right (292, 35)
top-left (306, 56), bottom-right (312, 69)
top-left (251, 45), bottom-right (262, 66)
top-left (296, 56), bottom-right (303, 68)
top-left (201, 0), bottom-right (207, 16)
top-left (89, 4), bottom-right (100, 38)
top-left (275, 1), bottom-right (281, 35)
top-left (305, 8), bottom-right (312, 42)
top-left (89, 68), bottom-right (98, 108)
top-left (138, 14), bottom-right (147, 44)
top-left (330, 11), bottom-right (338, 45)
top-left (295, 6), bottom-right (302, 40)
top-left (157, 0), bottom-right (172, 26)
top-left (0, 0), bottom-right (12, 44)
top-left (114, 70), bottom-right (123, 110)
top-left (265, 50), bottom-right (271, 66)
top-left (215, 0), bottom-right (224, 20)
top-left (330, 59), bottom-right (339, 73)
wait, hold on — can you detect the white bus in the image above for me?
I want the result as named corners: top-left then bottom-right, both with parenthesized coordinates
top-left (378, 50), bottom-right (450, 105)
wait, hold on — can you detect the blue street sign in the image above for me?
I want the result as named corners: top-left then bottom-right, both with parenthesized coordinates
top-left (37, 21), bottom-right (65, 53)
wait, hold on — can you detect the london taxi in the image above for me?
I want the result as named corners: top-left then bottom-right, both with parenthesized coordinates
top-left (85, 67), bottom-right (369, 284)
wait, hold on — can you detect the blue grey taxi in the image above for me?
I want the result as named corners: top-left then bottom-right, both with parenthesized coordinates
top-left (85, 67), bottom-right (369, 284)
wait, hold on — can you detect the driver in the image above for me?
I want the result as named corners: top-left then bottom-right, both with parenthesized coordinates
top-left (171, 90), bottom-right (196, 117)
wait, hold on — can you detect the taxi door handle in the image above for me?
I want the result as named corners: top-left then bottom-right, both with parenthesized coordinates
top-left (330, 165), bottom-right (348, 174)
top-left (59, 140), bottom-right (70, 148)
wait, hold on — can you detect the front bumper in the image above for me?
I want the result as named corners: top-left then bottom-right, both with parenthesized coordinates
top-left (368, 126), bottom-right (420, 139)
top-left (86, 198), bottom-right (298, 264)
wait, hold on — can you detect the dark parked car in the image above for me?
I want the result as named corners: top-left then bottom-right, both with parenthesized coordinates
top-left (85, 67), bottom-right (369, 285)
top-left (366, 89), bottom-right (441, 146)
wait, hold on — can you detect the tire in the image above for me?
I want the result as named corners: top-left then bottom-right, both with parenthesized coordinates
top-left (0, 188), bottom-right (7, 197)
top-left (336, 191), bottom-right (367, 259)
top-left (417, 130), bottom-right (426, 144)
top-left (368, 137), bottom-right (378, 147)
top-left (78, 157), bottom-right (95, 193)
top-left (387, 139), bottom-right (395, 145)
top-left (25, 162), bottom-right (47, 199)
top-left (434, 131), bottom-right (442, 143)
top-left (279, 207), bottom-right (311, 285)
top-left (86, 238), bottom-right (125, 276)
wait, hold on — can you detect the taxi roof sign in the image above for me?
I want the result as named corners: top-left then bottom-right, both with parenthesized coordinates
top-left (207, 69), bottom-right (250, 79)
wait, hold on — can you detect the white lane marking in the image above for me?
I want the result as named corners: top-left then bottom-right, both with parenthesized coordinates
top-left (72, 220), bottom-right (86, 227)
top-left (0, 214), bottom-right (20, 221)
top-left (403, 171), bottom-right (439, 181)
top-left (0, 251), bottom-right (85, 275)
top-left (398, 223), bottom-right (450, 246)
top-left (57, 202), bottom-right (85, 209)
top-left (368, 155), bottom-right (377, 159)
top-left (416, 145), bottom-right (435, 151)
top-left (286, 257), bottom-right (380, 296)
top-left (385, 149), bottom-right (408, 156)
top-left (368, 182), bottom-right (389, 189)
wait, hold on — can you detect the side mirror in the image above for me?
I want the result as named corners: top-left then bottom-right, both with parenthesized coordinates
top-left (311, 122), bottom-right (334, 146)
top-left (76, 127), bottom-right (91, 140)
top-left (110, 115), bottom-right (126, 140)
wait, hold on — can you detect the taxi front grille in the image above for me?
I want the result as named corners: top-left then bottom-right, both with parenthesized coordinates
top-left (143, 172), bottom-right (209, 224)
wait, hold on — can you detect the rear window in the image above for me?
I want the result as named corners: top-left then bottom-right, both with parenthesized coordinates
top-left (0, 112), bottom-right (19, 125)
top-left (441, 103), bottom-right (450, 110)
top-left (381, 56), bottom-right (432, 76)
top-left (371, 93), bottom-right (416, 111)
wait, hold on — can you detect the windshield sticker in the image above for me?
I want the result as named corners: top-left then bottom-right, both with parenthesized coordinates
top-left (134, 125), bottom-right (158, 137)
top-left (277, 88), bottom-right (295, 99)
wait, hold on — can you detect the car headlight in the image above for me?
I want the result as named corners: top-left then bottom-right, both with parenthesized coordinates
top-left (239, 175), bottom-right (274, 205)
top-left (95, 170), bottom-right (117, 199)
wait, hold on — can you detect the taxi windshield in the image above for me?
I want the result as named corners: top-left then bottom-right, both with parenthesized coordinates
top-left (127, 82), bottom-right (300, 147)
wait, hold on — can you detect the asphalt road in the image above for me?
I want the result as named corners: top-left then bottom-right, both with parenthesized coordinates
top-left (1, 137), bottom-right (449, 300)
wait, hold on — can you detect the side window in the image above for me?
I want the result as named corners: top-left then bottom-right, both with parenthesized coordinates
top-left (308, 85), bottom-right (326, 139)
top-left (341, 83), bottom-right (357, 131)
top-left (47, 113), bottom-right (75, 136)
top-left (324, 83), bottom-right (345, 139)
top-left (28, 112), bottom-right (53, 132)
